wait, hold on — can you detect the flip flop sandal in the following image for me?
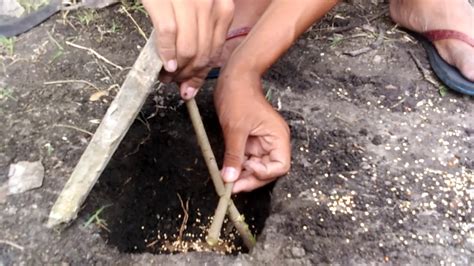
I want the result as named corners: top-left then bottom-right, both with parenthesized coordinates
top-left (0, 0), bottom-right (119, 37)
top-left (415, 30), bottom-right (474, 96)
top-left (206, 26), bottom-right (252, 79)
top-left (0, 0), bottom-right (62, 37)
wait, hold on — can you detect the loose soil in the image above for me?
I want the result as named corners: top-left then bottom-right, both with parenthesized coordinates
top-left (1, 1), bottom-right (473, 265)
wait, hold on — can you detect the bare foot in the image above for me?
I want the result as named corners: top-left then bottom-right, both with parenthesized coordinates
top-left (390, 0), bottom-right (474, 81)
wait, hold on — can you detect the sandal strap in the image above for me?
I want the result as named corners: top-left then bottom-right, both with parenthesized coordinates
top-left (424, 30), bottom-right (474, 47)
top-left (226, 27), bottom-right (252, 41)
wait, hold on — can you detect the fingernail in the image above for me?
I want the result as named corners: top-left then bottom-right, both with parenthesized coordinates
top-left (166, 59), bottom-right (177, 72)
top-left (183, 86), bottom-right (197, 99)
top-left (222, 167), bottom-right (239, 182)
top-left (191, 88), bottom-right (198, 98)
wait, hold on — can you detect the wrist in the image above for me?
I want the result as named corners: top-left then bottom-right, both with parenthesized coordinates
top-left (214, 61), bottom-right (265, 100)
top-left (224, 45), bottom-right (269, 76)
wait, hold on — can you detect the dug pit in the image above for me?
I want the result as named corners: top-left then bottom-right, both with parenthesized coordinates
top-left (84, 86), bottom-right (272, 255)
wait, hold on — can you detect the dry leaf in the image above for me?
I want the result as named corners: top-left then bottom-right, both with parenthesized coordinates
top-left (89, 91), bottom-right (108, 102)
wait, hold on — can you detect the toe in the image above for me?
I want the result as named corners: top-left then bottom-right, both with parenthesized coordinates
top-left (457, 51), bottom-right (474, 82)
top-left (434, 40), bottom-right (474, 82)
top-left (450, 41), bottom-right (474, 82)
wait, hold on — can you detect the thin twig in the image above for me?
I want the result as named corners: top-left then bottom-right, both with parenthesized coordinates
top-left (66, 41), bottom-right (123, 70)
top-left (185, 99), bottom-right (256, 249)
top-left (121, 5), bottom-right (148, 41)
top-left (407, 50), bottom-right (439, 86)
top-left (47, 31), bottom-right (64, 50)
top-left (44, 80), bottom-right (101, 91)
top-left (322, 8), bottom-right (389, 33)
top-left (344, 27), bottom-right (385, 56)
top-left (176, 193), bottom-right (189, 242)
top-left (0, 240), bottom-right (24, 251)
top-left (53, 124), bottom-right (94, 136)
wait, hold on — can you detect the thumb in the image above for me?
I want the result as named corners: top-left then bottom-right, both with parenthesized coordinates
top-left (179, 68), bottom-right (210, 100)
top-left (221, 126), bottom-right (248, 183)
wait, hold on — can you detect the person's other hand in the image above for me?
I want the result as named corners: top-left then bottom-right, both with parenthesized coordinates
top-left (142, 0), bottom-right (235, 99)
top-left (214, 68), bottom-right (291, 193)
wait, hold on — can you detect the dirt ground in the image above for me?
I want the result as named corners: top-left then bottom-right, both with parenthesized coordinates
top-left (1, 1), bottom-right (473, 265)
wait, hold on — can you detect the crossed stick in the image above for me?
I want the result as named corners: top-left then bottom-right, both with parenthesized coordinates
top-left (185, 99), bottom-right (255, 249)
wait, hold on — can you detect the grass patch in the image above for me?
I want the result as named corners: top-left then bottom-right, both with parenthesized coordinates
top-left (330, 34), bottom-right (344, 47)
top-left (0, 37), bottom-right (15, 55)
top-left (122, 0), bottom-right (147, 16)
top-left (110, 20), bottom-right (121, 33)
top-left (84, 204), bottom-right (113, 232)
top-left (0, 87), bottom-right (18, 102)
top-left (78, 10), bottom-right (97, 26)
top-left (18, 0), bottom-right (48, 13)
top-left (439, 85), bottom-right (449, 97)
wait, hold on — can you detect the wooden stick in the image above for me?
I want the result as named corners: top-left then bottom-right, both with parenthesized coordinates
top-left (47, 31), bottom-right (161, 228)
top-left (185, 99), bottom-right (256, 249)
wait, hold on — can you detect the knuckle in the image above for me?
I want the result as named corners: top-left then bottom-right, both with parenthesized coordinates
top-left (193, 56), bottom-right (210, 69)
top-left (220, 0), bottom-right (235, 16)
top-left (224, 151), bottom-right (243, 165)
top-left (157, 22), bottom-right (176, 37)
top-left (177, 45), bottom-right (197, 61)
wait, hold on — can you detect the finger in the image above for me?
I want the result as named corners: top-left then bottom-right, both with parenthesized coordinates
top-left (209, 0), bottom-right (234, 65)
top-left (143, 0), bottom-right (178, 72)
top-left (244, 136), bottom-right (265, 157)
top-left (173, 2), bottom-right (213, 81)
top-left (243, 159), bottom-right (289, 181)
top-left (179, 67), bottom-right (210, 100)
top-left (173, 1), bottom-right (198, 72)
top-left (194, 2), bottom-right (213, 70)
top-left (232, 175), bottom-right (273, 193)
top-left (221, 124), bottom-right (248, 183)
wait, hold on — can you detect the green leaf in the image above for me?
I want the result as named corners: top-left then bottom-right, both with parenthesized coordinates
top-left (439, 85), bottom-right (448, 97)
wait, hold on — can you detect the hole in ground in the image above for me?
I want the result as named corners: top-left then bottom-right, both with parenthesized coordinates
top-left (85, 88), bottom-right (272, 255)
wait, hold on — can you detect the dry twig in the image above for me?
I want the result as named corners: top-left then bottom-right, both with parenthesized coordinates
top-left (121, 5), bottom-right (148, 41)
top-left (66, 41), bottom-right (123, 70)
top-left (0, 240), bottom-right (24, 251)
top-left (44, 79), bottom-right (100, 91)
top-left (323, 8), bottom-right (389, 33)
top-left (407, 50), bottom-right (439, 86)
top-left (176, 193), bottom-right (189, 242)
top-left (53, 123), bottom-right (94, 136)
top-left (344, 27), bottom-right (385, 56)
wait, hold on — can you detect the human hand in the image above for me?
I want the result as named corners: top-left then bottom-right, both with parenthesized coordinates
top-left (214, 68), bottom-right (291, 193)
top-left (142, 0), bottom-right (235, 99)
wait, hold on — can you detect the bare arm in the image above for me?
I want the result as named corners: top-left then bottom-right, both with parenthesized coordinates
top-left (215, 0), bottom-right (339, 192)
top-left (227, 0), bottom-right (339, 75)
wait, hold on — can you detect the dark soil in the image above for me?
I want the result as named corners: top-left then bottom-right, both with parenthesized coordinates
top-left (1, 1), bottom-right (473, 265)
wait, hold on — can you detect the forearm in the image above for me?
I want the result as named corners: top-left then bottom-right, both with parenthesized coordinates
top-left (228, 0), bottom-right (339, 75)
